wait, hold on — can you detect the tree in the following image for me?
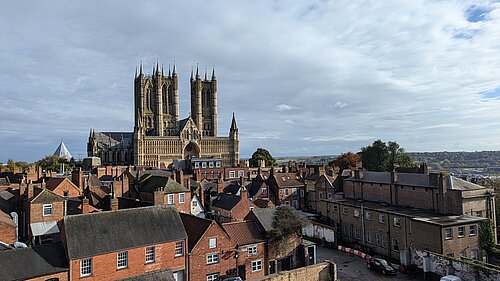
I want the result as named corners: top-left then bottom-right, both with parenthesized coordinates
top-left (249, 148), bottom-right (276, 167)
top-left (479, 219), bottom-right (496, 262)
top-left (359, 140), bottom-right (415, 171)
top-left (37, 155), bottom-right (74, 173)
top-left (329, 152), bottom-right (361, 170)
top-left (269, 206), bottom-right (309, 254)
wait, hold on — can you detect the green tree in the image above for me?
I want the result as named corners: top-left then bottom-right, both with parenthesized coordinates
top-left (359, 140), bottom-right (415, 171)
top-left (269, 206), bottom-right (309, 254)
top-left (329, 152), bottom-right (361, 170)
top-left (37, 155), bottom-right (73, 173)
top-left (249, 148), bottom-right (276, 167)
top-left (479, 219), bottom-right (496, 262)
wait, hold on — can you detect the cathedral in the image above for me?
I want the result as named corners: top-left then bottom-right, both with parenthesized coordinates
top-left (87, 61), bottom-right (239, 168)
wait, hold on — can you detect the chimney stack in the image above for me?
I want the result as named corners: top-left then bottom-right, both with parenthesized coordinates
top-left (27, 180), bottom-right (34, 199)
top-left (71, 168), bottom-right (83, 189)
top-left (240, 186), bottom-right (248, 200)
top-left (216, 178), bottom-right (224, 194)
top-left (153, 188), bottom-right (165, 206)
top-left (110, 182), bottom-right (118, 211)
top-left (82, 197), bottom-right (90, 214)
top-left (390, 169), bottom-right (398, 183)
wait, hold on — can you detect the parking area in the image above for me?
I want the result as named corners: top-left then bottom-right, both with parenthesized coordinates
top-left (315, 245), bottom-right (418, 281)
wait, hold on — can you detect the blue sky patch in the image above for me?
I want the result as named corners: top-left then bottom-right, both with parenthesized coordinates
top-left (465, 5), bottom-right (492, 22)
top-left (480, 87), bottom-right (500, 99)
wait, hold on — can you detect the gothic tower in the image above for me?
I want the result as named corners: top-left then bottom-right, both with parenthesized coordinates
top-left (229, 113), bottom-right (239, 166)
top-left (191, 65), bottom-right (218, 137)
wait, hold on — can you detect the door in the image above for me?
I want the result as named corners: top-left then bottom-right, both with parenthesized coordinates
top-left (173, 270), bottom-right (184, 281)
top-left (269, 260), bottom-right (276, 274)
top-left (238, 265), bottom-right (246, 280)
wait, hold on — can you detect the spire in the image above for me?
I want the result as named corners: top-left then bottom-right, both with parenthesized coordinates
top-left (140, 61), bottom-right (143, 75)
top-left (161, 64), bottom-right (164, 76)
top-left (196, 63), bottom-right (200, 79)
top-left (168, 64), bottom-right (171, 78)
top-left (172, 61), bottom-right (177, 76)
top-left (156, 60), bottom-right (160, 76)
top-left (211, 65), bottom-right (216, 80)
top-left (230, 112), bottom-right (238, 131)
top-left (135, 66), bottom-right (137, 78)
top-left (190, 66), bottom-right (194, 81)
top-left (204, 68), bottom-right (208, 80)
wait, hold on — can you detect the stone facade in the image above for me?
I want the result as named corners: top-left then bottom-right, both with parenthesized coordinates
top-left (88, 62), bottom-right (239, 168)
top-left (253, 261), bottom-right (336, 281)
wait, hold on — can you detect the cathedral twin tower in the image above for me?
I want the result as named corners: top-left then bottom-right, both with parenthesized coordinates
top-left (88, 61), bottom-right (239, 168)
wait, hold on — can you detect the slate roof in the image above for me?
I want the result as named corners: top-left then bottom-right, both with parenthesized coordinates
top-left (0, 177), bottom-right (10, 186)
top-left (118, 269), bottom-right (175, 281)
top-left (179, 213), bottom-right (214, 252)
top-left (139, 175), bottom-right (189, 193)
top-left (250, 208), bottom-right (277, 232)
top-left (45, 177), bottom-right (77, 192)
top-left (272, 173), bottom-right (304, 188)
top-left (30, 188), bottom-right (66, 204)
top-left (222, 221), bottom-right (265, 246)
top-left (64, 205), bottom-right (187, 260)
top-left (448, 177), bottom-right (486, 191)
top-left (93, 132), bottom-right (133, 149)
top-left (246, 180), bottom-right (266, 198)
top-left (0, 242), bottom-right (68, 281)
top-left (211, 193), bottom-right (242, 211)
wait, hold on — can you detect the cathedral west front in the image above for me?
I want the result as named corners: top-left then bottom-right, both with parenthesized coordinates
top-left (87, 61), bottom-right (240, 168)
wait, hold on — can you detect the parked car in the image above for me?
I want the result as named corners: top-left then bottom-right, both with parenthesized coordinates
top-left (367, 257), bottom-right (397, 275)
top-left (220, 277), bottom-right (243, 281)
top-left (440, 275), bottom-right (461, 281)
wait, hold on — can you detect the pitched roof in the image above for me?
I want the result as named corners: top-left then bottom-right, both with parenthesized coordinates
top-left (211, 193), bottom-right (242, 210)
top-left (117, 269), bottom-right (175, 281)
top-left (179, 213), bottom-right (214, 252)
top-left (92, 132), bottom-right (133, 150)
top-left (0, 242), bottom-right (68, 281)
top-left (64, 205), bottom-right (187, 260)
top-left (139, 176), bottom-right (189, 193)
top-left (253, 199), bottom-right (273, 208)
top-left (222, 221), bottom-right (265, 246)
top-left (272, 173), bottom-right (304, 188)
top-left (0, 210), bottom-right (15, 227)
top-left (53, 141), bottom-right (73, 161)
top-left (250, 208), bottom-right (277, 232)
top-left (30, 188), bottom-right (65, 204)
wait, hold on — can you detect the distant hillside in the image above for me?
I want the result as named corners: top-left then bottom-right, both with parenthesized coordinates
top-left (407, 151), bottom-right (500, 173)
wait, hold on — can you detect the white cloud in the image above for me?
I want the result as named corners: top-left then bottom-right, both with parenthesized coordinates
top-left (1, 0), bottom-right (500, 160)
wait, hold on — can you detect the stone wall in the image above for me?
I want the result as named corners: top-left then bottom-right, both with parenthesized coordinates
top-left (410, 248), bottom-right (500, 281)
top-left (253, 261), bottom-right (337, 281)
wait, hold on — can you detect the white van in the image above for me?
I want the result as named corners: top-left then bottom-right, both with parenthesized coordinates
top-left (440, 275), bottom-right (461, 281)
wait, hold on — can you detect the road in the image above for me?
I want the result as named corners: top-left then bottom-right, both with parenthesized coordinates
top-left (315, 245), bottom-right (418, 281)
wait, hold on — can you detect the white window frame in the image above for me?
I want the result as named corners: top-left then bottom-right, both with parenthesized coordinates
top-left (117, 251), bottom-right (128, 269)
top-left (292, 200), bottom-right (298, 209)
top-left (470, 225), bottom-right (477, 236)
top-left (168, 194), bottom-right (175, 205)
top-left (238, 170), bottom-right (244, 178)
top-left (471, 249), bottom-right (478, 260)
top-left (458, 226), bottom-right (465, 237)
top-left (195, 162), bottom-right (200, 168)
top-left (145, 246), bottom-right (155, 263)
top-left (379, 214), bottom-right (385, 224)
top-left (354, 227), bottom-right (360, 240)
top-left (80, 258), bottom-right (92, 277)
top-left (393, 217), bottom-right (401, 227)
top-left (209, 237), bottom-right (217, 249)
top-left (207, 273), bottom-right (219, 281)
top-left (342, 207), bottom-right (348, 215)
top-left (328, 192), bottom-right (332, 200)
top-left (353, 210), bottom-right (360, 218)
top-left (252, 259), bottom-right (262, 272)
top-left (43, 204), bottom-right (53, 216)
top-left (300, 190), bottom-right (304, 197)
top-left (206, 253), bottom-right (219, 264)
top-left (365, 211), bottom-right (372, 221)
top-left (366, 231), bottom-right (372, 244)
top-left (445, 228), bottom-right (453, 240)
top-left (333, 205), bottom-right (338, 212)
top-left (202, 162), bottom-right (207, 168)
top-left (229, 171), bottom-right (235, 178)
top-left (215, 161), bottom-right (221, 168)
top-left (319, 192), bottom-right (323, 199)
top-left (247, 245), bottom-right (257, 255)
top-left (175, 241), bottom-right (184, 257)
top-left (391, 238), bottom-right (399, 252)
top-left (209, 161), bottom-right (214, 168)
top-left (179, 193), bottom-right (185, 204)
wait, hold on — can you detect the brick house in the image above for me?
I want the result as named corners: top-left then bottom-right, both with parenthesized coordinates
top-left (267, 169), bottom-right (306, 210)
top-left (137, 175), bottom-right (192, 214)
top-left (319, 198), bottom-right (486, 261)
top-left (0, 242), bottom-right (69, 281)
top-left (222, 221), bottom-right (267, 280)
top-left (63, 205), bottom-right (187, 280)
top-left (45, 177), bottom-right (82, 198)
top-left (210, 187), bottom-right (257, 222)
top-left (180, 213), bottom-right (237, 281)
top-left (314, 174), bottom-right (337, 214)
top-left (0, 210), bottom-right (16, 244)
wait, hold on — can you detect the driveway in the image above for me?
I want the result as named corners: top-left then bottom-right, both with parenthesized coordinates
top-left (315, 245), bottom-right (418, 281)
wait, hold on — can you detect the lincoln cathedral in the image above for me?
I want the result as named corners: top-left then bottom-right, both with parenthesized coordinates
top-left (87, 61), bottom-right (239, 167)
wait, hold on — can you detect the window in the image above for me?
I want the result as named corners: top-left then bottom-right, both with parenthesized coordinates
top-left (292, 200), bottom-right (298, 209)
top-left (391, 238), bottom-right (399, 252)
top-left (377, 233), bottom-right (386, 248)
top-left (250, 206), bottom-right (254, 211)
top-left (459, 251), bottom-right (466, 257)
top-left (354, 227), bottom-right (360, 240)
top-left (117, 251), bottom-right (128, 269)
top-left (216, 162), bottom-right (221, 168)
top-left (175, 242), bottom-right (184, 257)
top-left (80, 258), bottom-right (92, 277)
top-left (470, 225), bottom-right (477, 236)
top-left (248, 245), bottom-right (257, 255)
top-left (252, 260), bottom-right (262, 272)
top-left (328, 193), bottom-right (332, 200)
top-left (209, 162), bottom-right (214, 168)
top-left (63, 191), bottom-right (69, 198)
top-left (342, 224), bottom-right (349, 236)
top-left (192, 200), bottom-right (198, 207)
top-left (209, 238), bottom-right (217, 249)
top-left (202, 162), bottom-right (207, 168)
top-left (471, 249), bottom-right (478, 260)
top-left (379, 214), bottom-right (385, 224)
top-left (300, 190), bottom-right (304, 197)
top-left (168, 194), bottom-right (174, 205)
top-left (445, 228), bottom-right (453, 240)
top-left (206, 253), bottom-right (219, 264)
top-left (145, 246), bottom-right (155, 263)
top-left (238, 170), bottom-right (244, 178)
top-left (263, 188), bottom-right (267, 195)
top-left (207, 273), bottom-right (219, 281)
top-left (195, 162), bottom-right (200, 168)
top-left (475, 211), bottom-right (483, 217)
top-left (43, 204), bottom-right (52, 216)
top-left (229, 171), bottom-right (235, 178)
top-left (333, 205), bottom-right (338, 212)
top-left (342, 207), bottom-right (348, 215)
top-left (366, 231), bottom-right (372, 244)
top-left (285, 201), bottom-right (290, 206)
top-left (365, 211), bottom-right (372, 221)
top-left (319, 192), bottom-right (323, 199)
top-left (285, 189), bottom-right (289, 196)
top-left (458, 226), bottom-right (465, 237)
top-left (179, 193), bottom-right (185, 203)
top-left (393, 217), bottom-right (401, 227)
top-left (353, 210), bottom-right (360, 218)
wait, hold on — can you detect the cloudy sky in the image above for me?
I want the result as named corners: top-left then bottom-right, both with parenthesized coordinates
top-left (1, 0), bottom-right (500, 162)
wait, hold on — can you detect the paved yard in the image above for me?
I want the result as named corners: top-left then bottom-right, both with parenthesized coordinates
top-left (315, 245), bottom-right (418, 281)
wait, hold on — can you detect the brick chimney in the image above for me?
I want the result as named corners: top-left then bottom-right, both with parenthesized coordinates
top-left (200, 186), bottom-right (205, 208)
top-left (420, 162), bottom-right (429, 175)
top-left (27, 180), bottom-right (34, 199)
top-left (82, 197), bottom-right (90, 214)
top-left (217, 178), bottom-right (224, 194)
top-left (19, 177), bottom-right (26, 198)
top-left (153, 188), bottom-right (164, 205)
top-left (390, 169), bottom-right (398, 183)
top-left (175, 170), bottom-right (184, 185)
top-left (71, 168), bottom-right (83, 189)
top-left (240, 186), bottom-right (248, 200)
top-left (110, 182), bottom-right (118, 211)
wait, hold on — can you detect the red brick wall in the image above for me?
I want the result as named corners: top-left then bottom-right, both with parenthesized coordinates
top-left (29, 201), bottom-right (65, 224)
top-left (27, 271), bottom-right (68, 281)
top-left (238, 242), bottom-right (266, 280)
top-left (163, 192), bottom-right (192, 214)
top-left (0, 221), bottom-right (16, 244)
top-left (70, 240), bottom-right (186, 280)
top-left (189, 223), bottom-right (237, 281)
top-left (230, 199), bottom-right (257, 221)
top-left (53, 179), bottom-right (82, 198)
